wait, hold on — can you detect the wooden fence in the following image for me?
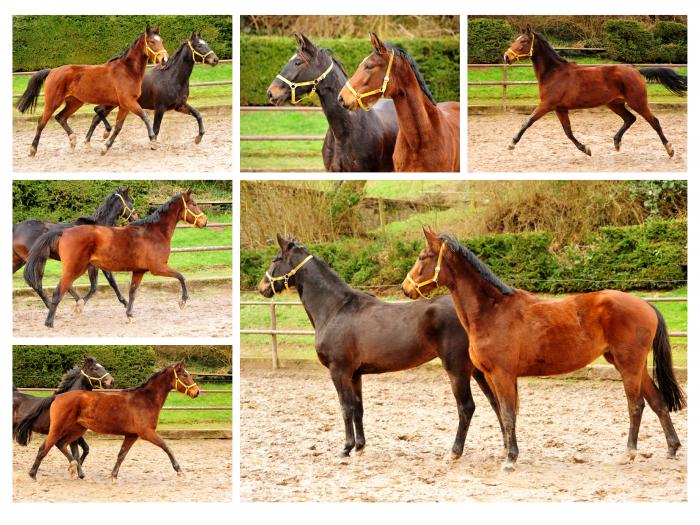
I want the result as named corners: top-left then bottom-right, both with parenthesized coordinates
top-left (241, 297), bottom-right (688, 368)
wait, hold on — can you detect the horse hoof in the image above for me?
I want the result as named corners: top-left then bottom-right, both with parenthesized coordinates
top-left (665, 143), bottom-right (674, 157)
top-left (103, 129), bottom-right (111, 140)
top-left (177, 471), bottom-right (184, 478)
top-left (584, 146), bottom-right (591, 156)
top-left (29, 472), bottom-right (37, 481)
top-left (68, 461), bottom-right (78, 479)
top-left (507, 143), bottom-right (516, 151)
top-left (614, 142), bottom-right (621, 152)
top-left (179, 300), bottom-right (187, 310)
top-left (501, 461), bottom-right (516, 473)
top-left (111, 476), bottom-right (117, 485)
top-left (194, 135), bottom-right (203, 144)
top-left (73, 299), bottom-right (84, 315)
top-left (149, 141), bottom-right (159, 150)
top-left (101, 145), bottom-right (109, 156)
top-left (450, 451), bottom-right (462, 460)
top-left (126, 316), bottom-right (134, 324)
top-left (69, 134), bottom-right (76, 149)
top-left (84, 138), bottom-right (91, 145)
top-left (45, 321), bottom-right (54, 329)
top-left (29, 146), bottom-right (37, 157)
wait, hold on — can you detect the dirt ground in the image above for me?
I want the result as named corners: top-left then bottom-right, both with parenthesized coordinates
top-left (13, 438), bottom-right (231, 502)
top-left (13, 109), bottom-right (231, 172)
top-left (468, 109), bottom-right (686, 172)
top-left (13, 285), bottom-right (231, 337)
top-left (240, 366), bottom-right (687, 502)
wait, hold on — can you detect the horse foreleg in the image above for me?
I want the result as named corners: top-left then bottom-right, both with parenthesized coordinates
top-left (85, 105), bottom-right (114, 143)
top-left (555, 109), bottom-right (591, 156)
top-left (150, 265), bottom-right (189, 309)
top-left (79, 265), bottom-right (99, 308)
top-left (139, 429), bottom-right (183, 475)
top-left (53, 96), bottom-right (84, 151)
top-left (607, 101), bottom-right (636, 151)
top-left (152, 108), bottom-right (165, 140)
top-left (124, 99), bottom-right (158, 150)
top-left (103, 270), bottom-right (128, 307)
top-left (509, 105), bottom-right (550, 150)
top-left (111, 435), bottom-right (138, 482)
top-left (46, 271), bottom-right (80, 328)
top-left (176, 104), bottom-right (205, 144)
top-left (29, 440), bottom-right (52, 480)
top-left (619, 369), bottom-right (645, 463)
top-left (351, 372), bottom-right (366, 453)
top-left (73, 436), bottom-right (90, 466)
top-left (102, 106), bottom-right (129, 155)
top-left (440, 355), bottom-right (476, 459)
top-left (330, 366), bottom-right (356, 457)
top-left (56, 439), bottom-right (82, 479)
top-left (125, 271), bottom-right (146, 322)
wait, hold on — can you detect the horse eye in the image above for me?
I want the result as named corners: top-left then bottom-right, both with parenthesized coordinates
top-left (294, 60), bottom-right (302, 66)
top-left (365, 62), bottom-right (374, 70)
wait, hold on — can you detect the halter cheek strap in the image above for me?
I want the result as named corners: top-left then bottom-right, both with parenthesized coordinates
top-left (188, 40), bottom-right (214, 64)
top-left (505, 34), bottom-right (535, 61)
top-left (265, 255), bottom-right (313, 295)
top-left (182, 196), bottom-right (206, 226)
top-left (173, 368), bottom-right (198, 395)
top-left (405, 241), bottom-right (447, 299)
top-left (276, 58), bottom-right (334, 105)
top-left (115, 193), bottom-right (136, 221)
top-left (144, 34), bottom-right (167, 64)
top-left (81, 370), bottom-right (110, 389)
top-left (344, 48), bottom-right (395, 111)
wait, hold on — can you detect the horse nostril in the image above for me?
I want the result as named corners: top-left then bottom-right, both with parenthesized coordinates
top-left (337, 94), bottom-right (344, 105)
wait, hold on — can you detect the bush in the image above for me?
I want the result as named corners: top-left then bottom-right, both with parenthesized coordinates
top-left (13, 15), bottom-right (232, 71)
top-left (603, 19), bottom-right (657, 62)
top-left (652, 21), bottom-right (687, 45)
top-left (240, 36), bottom-right (459, 105)
top-left (467, 18), bottom-right (512, 63)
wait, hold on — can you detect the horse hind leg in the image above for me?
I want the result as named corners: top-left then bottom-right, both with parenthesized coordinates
top-left (555, 109), bottom-right (591, 156)
top-left (627, 99), bottom-right (674, 157)
top-left (30, 96), bottom-right (63, 157)
top-left (53, 96), bottom-right (84, 151)
top-left (641, 371), bottom-right (682, 458)
top-left (607, 101), bottom-right (636, 151)
top-left (102, 106), bottom-right (129, 155)
top-left (351, 372), bottom-right (366, 454)
top-left (618, 365), bottom-right (646, 463)
top-left (111, 435), bottom-right (138, 482)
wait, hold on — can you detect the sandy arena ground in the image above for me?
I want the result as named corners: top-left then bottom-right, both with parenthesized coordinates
top-left (13, 109), bottom-right (231, 172)
top-left (241, 366), bottom-right (687, 502)
top-left (13, 438), bottom-right (231, 502)
top-left (13, 285), bottom-right (232, 337)
top-left (468, 109), bottom-right (686, 172)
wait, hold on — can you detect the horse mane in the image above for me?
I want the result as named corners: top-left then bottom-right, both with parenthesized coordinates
top-left (54, 367), bottom-right (83, 394)
top-left (88, 188), bottom-right (127, 224)
top-left (320, 48), bottom-right (348, 77)
top-left (534, 31), bottom-right (568, 64)
top-left (439, 234), bottom-right (514, 296)
top-left (108, 34), bottom-right (142, 63)
top-left (287, 240), bottom-right (354, 294)
top-left (123, 364), bottom-right (171, 391)
top-left (383, 43), bottom-right (437, 105)
top-left (155, 41), bottom-right (189, 70)
top-left (131, 193), bottom-right (182, 225)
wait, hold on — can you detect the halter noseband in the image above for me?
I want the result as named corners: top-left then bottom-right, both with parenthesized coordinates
top-left (144, 33), bottom-right (167, 64)
top-left (405, 241), bottom-right (447, 299)
top-left (115, 192), bottom-right (136, 221)
top-left (182, 195), bottom-right (206, 226)
top-left (173, 368), bottom-right (198, 395)
top-left (276, 56), bottom-right (334, 105)
top-left (505, 33), bottom-right (535, 62)
top-left (188, 39), bottom-right (215, 64)
top-left (266, 255), bottom-right (313, 295)
top-left (344, 48), bottom-right (395, 111)
top-left (81, 370), bottom-right (110, 389)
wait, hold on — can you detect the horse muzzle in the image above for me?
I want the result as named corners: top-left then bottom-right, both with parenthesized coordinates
top-left (206, 54), bottom-right (220, 66)
top-left (257, 278), bottom-right (274, 298)
top-left (267, 82), bottom-right (288, 106)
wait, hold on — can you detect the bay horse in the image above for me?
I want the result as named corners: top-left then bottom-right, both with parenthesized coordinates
top-left (403, 227), bottom-right (686, 471)
top-left (258, 234), bottom-right (503, 458)
top-left (267, 33), bottom-right (398, 172)
top-left (338, 33), bottom-right (460, 172)
top-left (85, 32), bottom-right (219, 145)
top-left (504, 26), bottom-right (687, 157)
top-left (13, 356), bottom-right (113, 476)
top-left (16, 24), bottom-right (168, 157)
top-left (14, 187), bottom-right (138, 311)
top-left (15, 360), bottom-right (199, 481)
top-left (23, 189), bottom-right (207, 328)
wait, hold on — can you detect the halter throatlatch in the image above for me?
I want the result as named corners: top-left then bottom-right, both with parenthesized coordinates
top-left (266, 255), bottom-right (313, 295)
top-left (505, 34), bottom-right (535, 62)
top-left (182, 195), bottom-right (206, 226)
top-left (144, 33), bottom-right (167, 64)
top-left (81, 370), bottom-right (110, 389)
top-left (405, 241), bottom-right (447, 299)
top-left (116, 192), bottom-right (136, 221)
top-left (276, 57), bottom-right (334, 104)
top-left (188, 40), bottom-right (214, 64)
top-left (173, 368), bottom-right (198, 395)
top-left (344, 48), bottom-right (395, 111)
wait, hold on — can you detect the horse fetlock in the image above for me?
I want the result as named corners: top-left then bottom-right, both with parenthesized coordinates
top-left (665, 143), bottom-right (674, 157)
top-left (29, 146), bottom-right (37, 157)
top-left (68, 461), bottom-right (79, 479)
top-left (73, 299), bottom-right (85, 316)
top-left (126, 315), bottom-right (135, 324)
top-left (103, 129), bottom-right (111, 140)
top-left (179, 299), bottom-right (188, 310)
top-left (194, 134), bottom-right (204, 144)
top-left (68, 134), bottom-right (77, 149)
top-left (101, 144), bottom-right (110, 156)
top-left (583, 145), bottom-right (592, 156)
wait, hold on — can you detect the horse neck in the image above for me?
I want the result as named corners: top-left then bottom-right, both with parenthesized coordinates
top-left (140, 369), bottom-right (173, 408)
top-left (315, 63), bottom-right (354, 139)
top-left (150, 199), bottom-right (183, 239)
top-left (166, 45), bottom-right (195, 84)
top-left (122, 35), bottom-right (148, 75)
top-left (531, 39), bottom-right (564, 82)
top-left (94, 199), bottom-right (122, 226)
top-left (295, 258), bottom-right (354, 330)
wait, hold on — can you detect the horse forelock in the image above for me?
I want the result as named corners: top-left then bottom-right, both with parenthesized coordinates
top-left (384, 43), bottom-right (437, 105)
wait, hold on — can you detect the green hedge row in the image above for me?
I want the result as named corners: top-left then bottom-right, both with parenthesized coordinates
top-left (241, 219), bottom-right (687, 294)
top-left (240, 35), bottom-right (460, 106)
top-left (467, 18), bottom-right (513, 64)
top-left (13, 346), bottom-right (157, 388)
top-left (604, 19), bottom-right (686, 63)
top-left (13, 15), bottom-right (232, 71)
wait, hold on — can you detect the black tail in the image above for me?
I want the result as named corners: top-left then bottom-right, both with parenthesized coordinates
top-left (23, 230), bottom-right (63, 296)
top-left (651, 304), bottom-right (686, 412)
top-left (15, 69), bottom-right (52, 113)
top-left (639, 67), bottom-right (687, 97)
top-left (14, 395), bottom-right (56, 446)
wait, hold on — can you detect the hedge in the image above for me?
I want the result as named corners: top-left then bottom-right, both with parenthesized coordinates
top-left (467, 18), bottom-right (512, 64)
top-left (240, 35), bottom-right (460, 106)
top-left (604, 19), bottom-right (686, 63)
top-left (13, 346), bottom-right (157, 388)
top-left (12, 15), bottom-right (232, 71)
top-left (241, 219), bottom-right (686, 294)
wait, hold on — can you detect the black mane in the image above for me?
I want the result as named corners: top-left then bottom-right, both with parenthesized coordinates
top-left (533, 31), bottom-right (568, 64)
top-left (108, 34), bottom-right (142, 63)
top-left (54, 367), bottom-right (83, 394)
top-left (439, 234), bottom-right (514, 296)
top-left (124, 365), bottom-right (171, 391)
top-left (93, 188), bottom-right (127, 224)
top-left (384, 42), bottom-right (437, 105)
top-left (155, 41), bottom-right (189, 70)
top-left (131, 192), bottom-right (182, 226)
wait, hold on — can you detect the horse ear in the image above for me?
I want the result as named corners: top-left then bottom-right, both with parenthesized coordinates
top-left (276, 232), bottom-right (290, 251)
top-left (295, 32), bottom-right (317, 57)
top-left (422, 226), bottom-right (440, 249)
top-left (84, 356), bottom-right (96, 365)
top-left (156, 25), bottom-right (161, 34)
top-left (525, 24), bottom-right (531, 35)
top-left (369, 32), bottom-right (386, 53)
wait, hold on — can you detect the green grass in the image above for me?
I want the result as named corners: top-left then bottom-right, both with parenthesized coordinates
top-left (13, 213), bottom-right (231, 289)
top-left (240, 288), bottom-right (687, 368)
top-left (468, 58), bottom-right (688, 106)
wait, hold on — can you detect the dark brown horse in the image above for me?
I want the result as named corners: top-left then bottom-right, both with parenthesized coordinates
top-left (403, 228), bottom-right (686, 471)
top-left (258, 234), bottom-right (503, 458)
top-left (16, 25), bottom-right (168, 156)
top-left (13, 356), bottom-right (113, 475)
top-left (23, 190), bottom-right (207, 328)
top-left (338, 33), bottom-right (460, 172)
top-left (15, 360), bottom-right (199, 481)
top-left (504, 26), bottom-right (687, 157)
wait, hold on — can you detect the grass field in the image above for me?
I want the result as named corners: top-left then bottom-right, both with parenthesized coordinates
top-left (240, 287), bottom-right (688, 368)
top-left (22, 382), bottom-right (232, 430)
top-left (13, 212), bottom-right (231, 289)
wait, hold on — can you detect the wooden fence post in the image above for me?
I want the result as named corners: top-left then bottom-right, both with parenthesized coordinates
top-left (502, 63), bottom-right (508, 110)
top-left (270, 303), bottom-right (279, 369)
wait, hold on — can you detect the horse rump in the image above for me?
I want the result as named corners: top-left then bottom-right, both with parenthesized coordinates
top-left (16, 69), bottom-right (52, 113)
top-left (14, 395), bottom-right (56, 445)
top-left (650, 304), bottom-right (686, 412)
top-left (639, 67), bottom-right (687, 97)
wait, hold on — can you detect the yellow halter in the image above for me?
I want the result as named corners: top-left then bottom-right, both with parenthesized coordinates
top-left (80, 370), bottom-right (111, 389)
top-left (182, 195), bottom-right (206, 226)
top-left (115, 192), bottom-right (136, 221)
top-left (505, 34), bottom-right (536, 62)
top-left (144, 33), bottom-right (167, 64)
top-left (188, 39), bottom-right (214, 64)
top-left (344, 48), bottom-right (395, 111)
top-left (276, 57), bottom-right (334, 105)
top-left (266, 255), bottom-right (313, 295)
top-left (173, 368), bottom-right (198, 395)
top-left (405, 241), bottom-right (448, 299)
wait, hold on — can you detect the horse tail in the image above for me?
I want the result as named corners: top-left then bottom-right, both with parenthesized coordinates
top-left (14, 395), bottom-right (56, 446)
top-left (15, 68), bottom-right (52, 113)
top-left (23, 230), bottom-right (63, 295)
top-left (650, 304), bottom-right (686, 412)
top-left (639, 67), bottom-right (687, 97)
